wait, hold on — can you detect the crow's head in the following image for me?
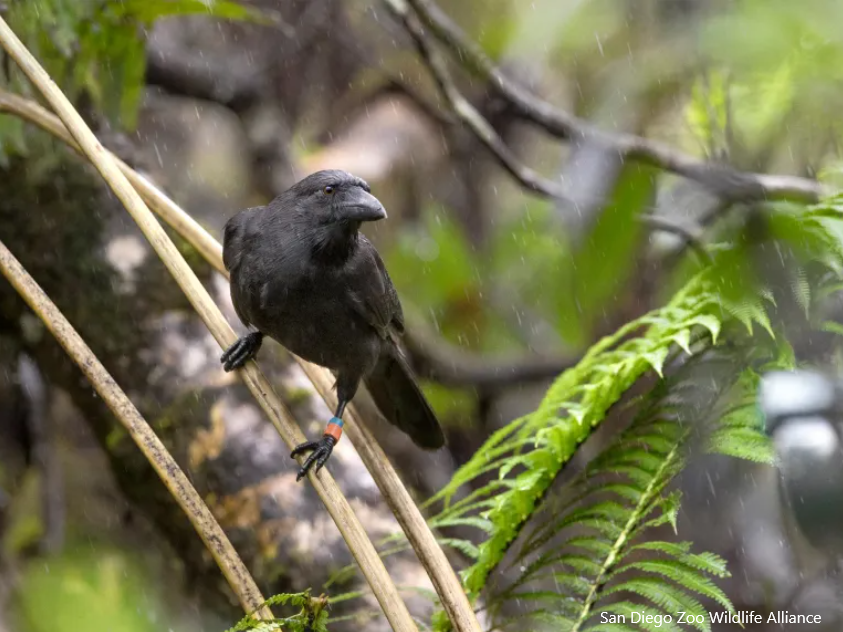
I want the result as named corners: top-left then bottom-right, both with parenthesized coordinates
top-left (288, 170), bottom-right (386, 225)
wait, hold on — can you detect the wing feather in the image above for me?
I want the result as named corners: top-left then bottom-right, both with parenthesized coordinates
top-left (350, 236), bottom-right (405, 338)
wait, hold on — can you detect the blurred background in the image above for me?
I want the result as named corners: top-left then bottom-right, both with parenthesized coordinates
top-left (2, 0), bottom-right (843, 631)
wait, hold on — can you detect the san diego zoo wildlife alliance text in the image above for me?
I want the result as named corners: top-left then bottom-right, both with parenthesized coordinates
top-left (599, 610), bottom-right (822, 626)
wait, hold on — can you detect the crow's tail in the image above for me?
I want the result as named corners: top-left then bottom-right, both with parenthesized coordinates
top-left (364, 346), bottom-right (445, 449)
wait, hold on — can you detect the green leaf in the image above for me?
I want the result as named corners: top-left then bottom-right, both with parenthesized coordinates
top-left (95, 23), bottom-right (147, 129)
top-left (611, 560), bottom-right (734, 612)
top-left (670, 329), bottom-right (693, 355)
top-left (689, 315), bottom-right (721, 343)
top-left (387, 209), bottom-right (483, 346)
top-left (706, 427), bottom-right (777, 464)
top-left (643, 347), bottom-right (669, 377)
top-left (603, 578), bottom-right (710, 632)
top-left (628, 542), bottom-right (729, 578)
top-left (438, 537), bottom-right (481, 559)
top-left (557, 165), bottom-right (656, 345)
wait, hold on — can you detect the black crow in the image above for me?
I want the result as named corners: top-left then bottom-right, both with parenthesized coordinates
top-left (221, 170), bottom-right (445, 480)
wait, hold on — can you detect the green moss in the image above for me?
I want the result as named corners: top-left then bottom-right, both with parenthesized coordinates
top-left (0, 153), bottom-right (138, 361)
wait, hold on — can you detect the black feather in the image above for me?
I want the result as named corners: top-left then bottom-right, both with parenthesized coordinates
top-left (365, 346), bottom-right (445, 449)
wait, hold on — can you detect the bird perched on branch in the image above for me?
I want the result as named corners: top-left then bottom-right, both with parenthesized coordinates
top-left (220, 170), bottom-right (445, 480)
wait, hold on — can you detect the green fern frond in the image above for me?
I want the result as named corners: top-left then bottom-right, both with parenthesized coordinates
top-left (224, 590), bottom-right (330, 632)
top-left (625, 542), bottom-right (728, 577)
top-left (600, 578), bottom-right (709, 631)
top-left (701, 349), bottom-right (793, 465)
top-left (437, 344), bottom-right (799, 632)
top-left (608, 560), bottom-right (732, 612)
top-left (431, 274), bottom-right (725, 597)
top-left (426, 205), bottom-right (843, 612)
top-left (442, 350), bottom-right (741, 632)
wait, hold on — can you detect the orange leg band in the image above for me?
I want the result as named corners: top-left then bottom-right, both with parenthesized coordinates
top-left (323, 417), bottom-right (344, 443)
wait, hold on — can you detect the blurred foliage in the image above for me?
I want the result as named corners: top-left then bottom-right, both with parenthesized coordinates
top-left (685, 71), bottom-right (730, 158)
top-left (556, 166), bottom-right (656, 347)
top-left (386, 208), bottom-right (527, 360)
top-left (422, 382), bottom-right (478, 428)
top-left (388, 0), bottom-right (843, 358)
top-left (387, 166), bottom-right (655, 355)
top-left (387, 209), bottom-right (483, 345)
top-left (2, 0), bottom-right (267, 154)
top-left (13, 545), bottom-right (175, 632)
top-left (690, 0), bottom-right (843, 167)
top-left (465, 0), bottom-right (843, 161)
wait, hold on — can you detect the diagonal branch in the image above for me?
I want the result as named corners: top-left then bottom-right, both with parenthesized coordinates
top-left (0, 238), bottom-right (273, 622)
top-left (404, 323), bottom-right (576, 391)
top-left (640, 215), bottom-right (713, 265)
top-left (0, 17), bottom-right (420, 632)
top-left (383, 0), bottom-right (572, 202)
top-left (387, 0), bottom-right (825, 204)
top-left (0, 91), bottom-right (482, 632)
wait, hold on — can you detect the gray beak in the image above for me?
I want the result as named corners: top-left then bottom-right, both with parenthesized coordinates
top-left (341, 188), bottom-right (387, 223)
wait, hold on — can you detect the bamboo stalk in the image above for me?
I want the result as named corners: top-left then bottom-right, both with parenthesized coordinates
top-left (0, 238), bottom-right (273, 621)
top-left (0, 91), bottom-right (482, 632)
top-left (0, 17), bottom-right (417, 632)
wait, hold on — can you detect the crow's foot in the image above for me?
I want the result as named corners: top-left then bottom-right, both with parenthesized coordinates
top-left (291, 435), bottom-right (337, 481)
top-left (221, 332), bottom-right (263, 371)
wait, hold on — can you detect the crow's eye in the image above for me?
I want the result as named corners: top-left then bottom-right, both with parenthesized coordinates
top-left (323, 185), bottom-right (335, 195)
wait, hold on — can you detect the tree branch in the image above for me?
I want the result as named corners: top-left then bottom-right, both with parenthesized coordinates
top-left (404, 325), bottom-right (575, 391)
top-left (641, 215), bottom-right (713, 265)
top-left (383, 0), bottom-right (573, 202)
top-left (387, 0), bottom-right (825, 204)
top-left (145, 45), bottom-right (264, 114)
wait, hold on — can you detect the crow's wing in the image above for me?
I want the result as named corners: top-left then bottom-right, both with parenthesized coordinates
top-left (349, 236), bottom-right (404, 339)
top-left (222, 207), bottom-right (265, 327)
top-left (353, 239), bottom-right (444, 448)
top-left (223, 206), bottom-right (268, 273)
top-left (222, 216), bottom-right (242, 273)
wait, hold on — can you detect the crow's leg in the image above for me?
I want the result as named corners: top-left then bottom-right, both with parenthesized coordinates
top-left (221, 331), bottom-right (263, 371)
top-left (291, 376), bottom-right (358, 482)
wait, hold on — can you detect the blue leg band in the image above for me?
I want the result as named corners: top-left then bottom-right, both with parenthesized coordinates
top-left (329, 416), bottom-right (344, 427)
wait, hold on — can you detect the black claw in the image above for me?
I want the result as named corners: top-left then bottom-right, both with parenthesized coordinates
top-left (221, 332), bottom-right (263, 371)
top-left (290, 440), bottom-right (319, 458)
top-left (291, 435), bottom-right (337, 482)
top-left (315, 449), bottom-right (332, 472)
